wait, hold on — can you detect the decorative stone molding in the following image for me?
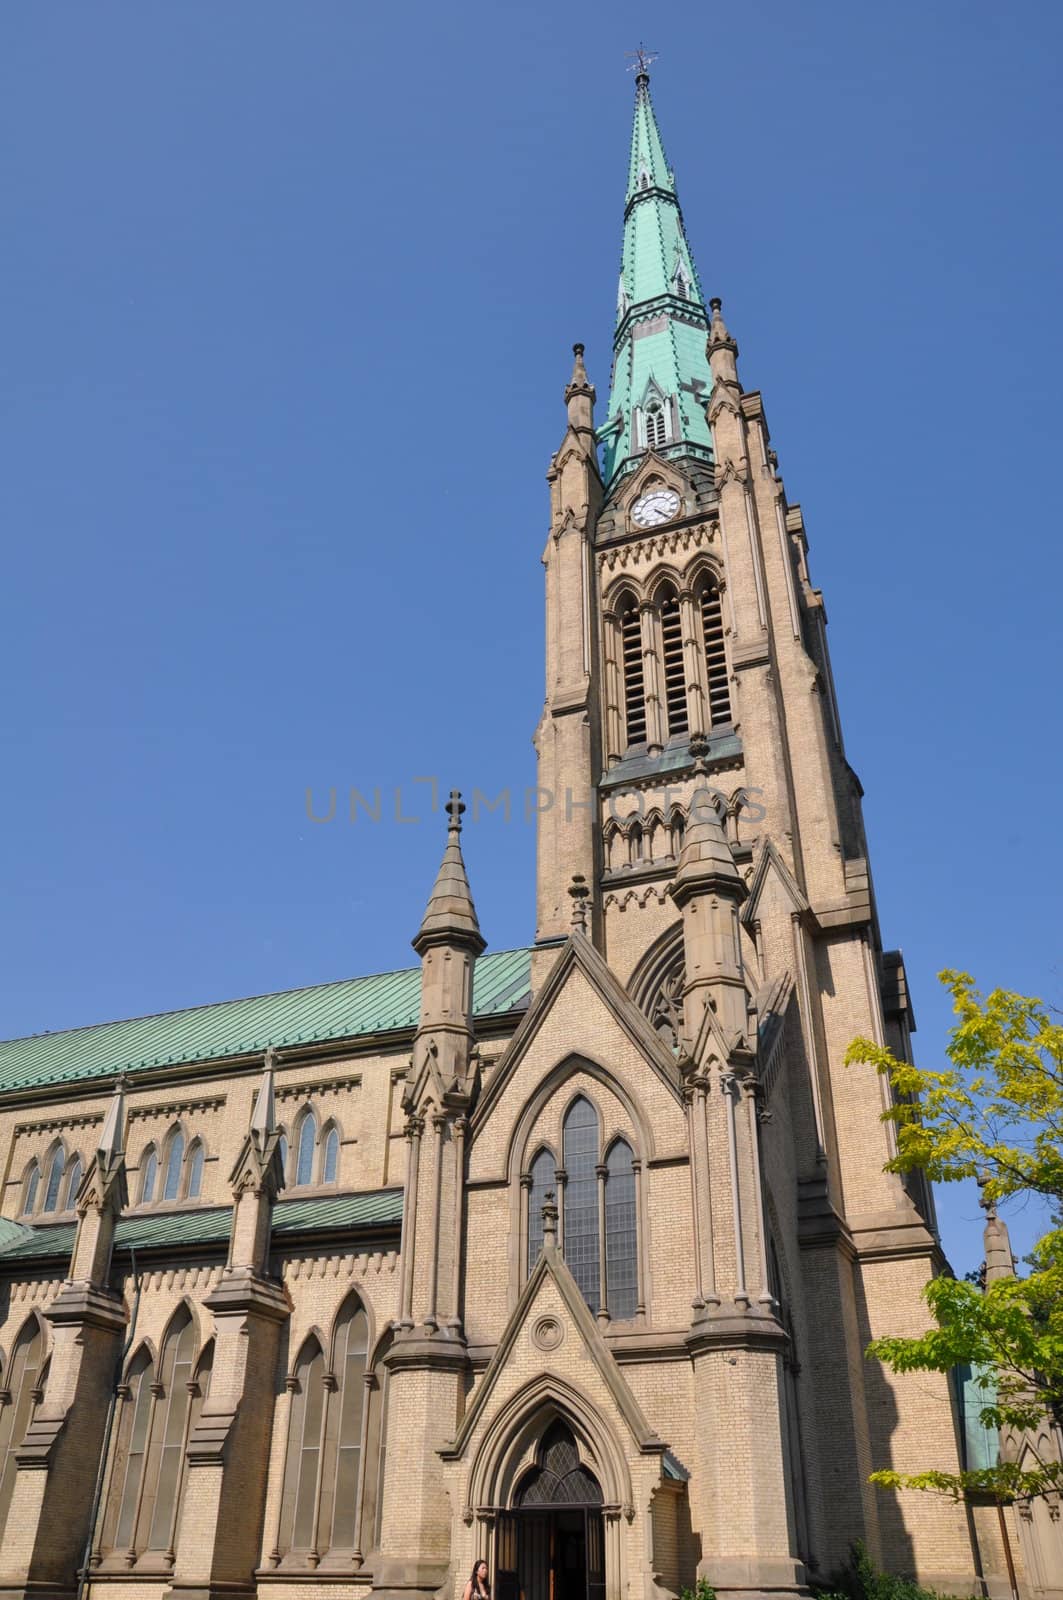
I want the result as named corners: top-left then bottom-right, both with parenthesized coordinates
top-left (598, 522), bottom-right (716, 574)
top-left (275, 1073), bottom-right (362, 1103)
top-left (13, 1111), bottom-right (104, 1137)
top-left (128, 1093), bottom-right (226, 1122)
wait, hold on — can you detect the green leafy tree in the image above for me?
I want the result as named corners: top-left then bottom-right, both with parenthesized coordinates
top-left (846, 971), bottom-right (1063, 1501)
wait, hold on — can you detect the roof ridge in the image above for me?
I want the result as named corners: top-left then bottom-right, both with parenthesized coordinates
top-left (0, 945), bottom-right (535, 1052)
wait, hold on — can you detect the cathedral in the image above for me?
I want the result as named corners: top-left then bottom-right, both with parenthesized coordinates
top-left (0, 66), bottom-right (1057, 1600)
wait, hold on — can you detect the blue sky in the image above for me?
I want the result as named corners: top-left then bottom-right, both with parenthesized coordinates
top-left (2, 2), bottom-right (1059, 1272)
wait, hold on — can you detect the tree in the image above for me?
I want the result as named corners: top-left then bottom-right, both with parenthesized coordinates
top-left (846, 970), bottom-right (1063, 1502)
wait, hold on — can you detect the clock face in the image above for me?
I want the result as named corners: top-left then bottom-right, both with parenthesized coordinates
top-left (631, 486), bottom-right (681, 528)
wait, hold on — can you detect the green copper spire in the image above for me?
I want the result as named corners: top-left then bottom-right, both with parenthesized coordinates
top-left (600, 69), bottom-right (716, 486)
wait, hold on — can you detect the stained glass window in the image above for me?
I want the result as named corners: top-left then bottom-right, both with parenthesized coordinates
top-left (527, 1147), bottom-right (556, 1273)
top-left (605, 1141), bottom-right (638, 1319)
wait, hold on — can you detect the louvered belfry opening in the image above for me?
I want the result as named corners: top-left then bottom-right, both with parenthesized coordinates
top-left (645, 402), bottom-right (666, 450)
top-left (620, 598), bottom-right (646, 745)
top-left (660, 588), bottom-right (688, 737)
top-left (700, 583), bottom-right (732, 726)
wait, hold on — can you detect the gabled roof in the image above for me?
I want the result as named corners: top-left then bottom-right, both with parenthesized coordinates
top-left (0, 948), bottom-right (533, 1097)
top-left (0, 1187), bottom-right (404, 1264)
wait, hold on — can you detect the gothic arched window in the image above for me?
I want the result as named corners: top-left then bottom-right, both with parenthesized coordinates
top-left (139, 1146), bottom-right (158, 1204)
top-left (21, 1161), bottom-right (40, 1216)
top-left (659, 585), bottom-right (689, 737)
top-left (514, 1420), bottom-right (603, 1506)
top-left (186, 1141), bottom-right (205, 1200)
top-left (645, 402), bottom-right (667, 450)
top-left (562, 1098), bottom-right (601, 1315)
top-left (104, 1315), bottom-right (211, 1565)
top-left (604, 1141), bottom-right (638, 1319)
top-left (41, 1145), bottom-right (64, 1214)
top-left (63, 1155), bottom-right (83, 1210)
top-left (328, 1298), bottom-right (369, 1550)
top-left (526, 1147), bottom-right (556, 1274)
top-left (111, 1346), bottom-right (154, 1551)
top-left (277, 1295), bottom-right (371, 1562)
top-left (619, 595), bottom-right (646, 747)
top-left (294, 1110), bottom-right (317, 1188)
top-left (700, 581), bottom-right (732, 727)
top-left (321, 1125), bottom-right (340, 1185)
top-left (0, 1319), bottom-right (45, 1537)
top-left (162, 1129), bottom-right (185, 1202)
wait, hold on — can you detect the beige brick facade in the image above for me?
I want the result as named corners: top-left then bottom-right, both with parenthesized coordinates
top-left (0, 68), bottom-right (1060, 1600)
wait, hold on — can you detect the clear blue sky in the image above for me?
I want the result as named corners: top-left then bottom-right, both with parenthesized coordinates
top-left (2, 2), bottom-right (1060, 1272)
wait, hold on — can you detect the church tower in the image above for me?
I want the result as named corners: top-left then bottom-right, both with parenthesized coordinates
top-left (531, 62), bottom-right (995, 1592)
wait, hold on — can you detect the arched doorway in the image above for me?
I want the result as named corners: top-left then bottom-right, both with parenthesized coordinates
top-left (495, 1421), bottom-right (605, 1600)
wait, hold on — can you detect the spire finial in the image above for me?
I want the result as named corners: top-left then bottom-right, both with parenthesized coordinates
top-left (446, 789), bottom-right (465, 834)
top-left (626, 42), bottom-right (658, 84)
top-left (250, 1047), bottom-right (278, 1147)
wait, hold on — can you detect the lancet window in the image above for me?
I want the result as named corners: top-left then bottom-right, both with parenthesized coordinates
top-left (98, 1307), bottom-right (213, 1566)
top-left (0, 1318), bottom-right (45, 1539)
top-left (19, 1143), bottom-right (84, 1218)
top-left (136, 1127), bottom-right (205, 1207)
top-left (619, 594), bottom-right (646, 746)
top-left (523, 1094), bottom-right (641, 1322)
top-left (274, 1294), bottom-right (374, 1562)
top-left (284, 1107), bottom-right (342, 1190)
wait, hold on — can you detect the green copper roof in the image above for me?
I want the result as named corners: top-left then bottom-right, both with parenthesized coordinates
top-left (0, 948), bottom-right (532, 1097)
top-left (601, 73), bottom-right (715, 486)
top-left (0, 1189), bottom-right (404, 1264)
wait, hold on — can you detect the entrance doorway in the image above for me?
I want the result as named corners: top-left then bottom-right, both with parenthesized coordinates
top-left (495, 1422), bottom-right (605, 1600)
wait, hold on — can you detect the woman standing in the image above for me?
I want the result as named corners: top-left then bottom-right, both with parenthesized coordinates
top-left (462, 1559), bottom-right (490, 1600)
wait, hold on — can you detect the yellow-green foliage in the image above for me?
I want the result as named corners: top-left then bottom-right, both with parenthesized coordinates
top-left (847, 972), bottom-right (1063, 1503)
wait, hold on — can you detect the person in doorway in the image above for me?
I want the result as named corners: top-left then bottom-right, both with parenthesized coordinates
top-left (463, 1560), bottom-right (491, 1600)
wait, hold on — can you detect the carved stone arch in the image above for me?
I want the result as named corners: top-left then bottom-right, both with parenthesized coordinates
top-left (628, 923), bottom-right (685, 1050)
top-left (603, 575), bottom-right (644, 617)
top-left (318, 1116), bottom-right (342, 1185)
top-left (289, 1327), bottom-right (327, 1384)
top-left (523, 1138), bottom-right (558, 1177)
top-left (644, 564), bottom-right (684, 607)
top-left (159, 1296), bottom-right (208, 1363)
top-left (11, 1307), bottom-right (51, 1367)
top-left (686, 552), bottom-right (727, 599)
top-left (466, 1373), bottom-right (634, 1515)
top-left (506, 1055), bottom-right (655, 1184)
top-left (122, 1336), bottom-right (159, 1382)
top-left (327, 1289), bottom-right (374, 1372)
top-left (193, 1336), bottom-right (215, 1393)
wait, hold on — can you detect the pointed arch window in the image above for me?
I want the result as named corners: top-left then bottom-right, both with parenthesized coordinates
top-left (162, 1130), bottom-right (185, 1202)
top-left (21, 1162), bottom-right (41, 1216)
top-left (526, 1148), bottom-right (556, 1274)
top-left (278, 1131), bottom-right (289, 1176)
top-left (328, 1299), bottom-right (368, 1550)
top-left (295, 1111), bottom-right (317, 1189)
top-left (139, 1147), bottom-right (158, 1204)
top-left (514, 1420), bottom-right (603, 1507)
top-left (277, 1295), bottom-right (371, 1562)
top-left (321, 1125), bottom-right (340, 1185)
top-left (562, 1098), bottom-right (601, 1315)
top-left (605, 1141), bottom-right (638, 1319)
top-left (103, 1310), bottom-right (208, 1564)
top-left (186, 1141), bottom-right (205, 1200)
top-left (42, 1145), bottom-right (64, 1214)
top-left (700, 581), bottom-right (732, 727)
top-left (0, 1319), bottom-right (45, 1538)
top-left (619, 595), bottom-right (646, 747)
top-left (645, 401), bottom-right (668, 451)
top-left (63, 1155), bottom-right (83, 1210)
top-left (111, 1347), bottom-right (154, 1552)
top-left (660, 586), bottom-right (689, 737)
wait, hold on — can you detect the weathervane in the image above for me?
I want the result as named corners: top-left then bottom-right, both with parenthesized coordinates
top-left (626, 42), bottom-right (658, 76)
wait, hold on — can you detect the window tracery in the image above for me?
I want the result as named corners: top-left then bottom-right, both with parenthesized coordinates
top-left (521, 1089), bottom-right (642, 1322)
